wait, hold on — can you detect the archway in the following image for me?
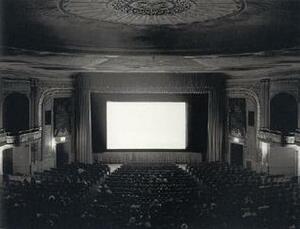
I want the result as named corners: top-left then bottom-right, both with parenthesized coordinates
top-left (3, 93), bottom-right (29, 133)
top-left (0, 145), bottom-right (14, 177)
top-left (270, 93), bottom-right (298, 134)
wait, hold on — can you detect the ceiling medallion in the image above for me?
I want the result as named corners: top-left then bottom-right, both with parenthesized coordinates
top-left (111, 0), bottom-right (191, 16)
top-left (59, 0), bottom-right (246, 25)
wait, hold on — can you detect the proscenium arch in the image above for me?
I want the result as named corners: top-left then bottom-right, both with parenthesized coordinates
top-left (3, 93), bottom-right (29, 133)
top-left (270, 93), bottom-right (298, 134)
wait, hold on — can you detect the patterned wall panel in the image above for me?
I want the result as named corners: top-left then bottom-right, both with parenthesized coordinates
top-left (229, 98), bottom-right (246, 138)
top-left (53, 98), bottom-right (72, 137)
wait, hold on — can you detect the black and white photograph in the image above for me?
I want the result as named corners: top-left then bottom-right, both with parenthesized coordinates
top-left (0, 0), bottom-right (300, 228)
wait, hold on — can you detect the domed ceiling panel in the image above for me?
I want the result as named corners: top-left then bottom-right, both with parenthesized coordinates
top-left (2, 0), bottom-right (300, 54)
top-left (59, 0), bottom-right (246, 25)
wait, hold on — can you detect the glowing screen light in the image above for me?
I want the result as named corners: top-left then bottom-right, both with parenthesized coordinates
top-left (106, 102), bottom-right (187, 149)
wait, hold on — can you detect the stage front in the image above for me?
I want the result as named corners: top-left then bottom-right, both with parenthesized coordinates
top-left (94, 152), bottom-right (202, 164)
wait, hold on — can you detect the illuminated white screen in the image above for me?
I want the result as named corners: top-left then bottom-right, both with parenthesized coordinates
top-left (107, 102), bottom-right (187, 149)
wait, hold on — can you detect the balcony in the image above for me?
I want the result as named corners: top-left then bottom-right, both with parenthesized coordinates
top-left (0, 129), bottom-right (6, 145)
top-left (294, 129), bottom-right (300, 145)
top-left (258, 128), bottom-right (296, 145)
top-left (0, 128), bottom-right (42, 146)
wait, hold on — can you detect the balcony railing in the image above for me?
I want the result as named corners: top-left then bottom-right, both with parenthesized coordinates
top-left (258, 128), bottom-right (296, 145)
top-left (294, 129), bottom-right (300, 145)
top-left (0, 128), bottom-right (7, 145)
top-left (0, 128), bottom-right (42, 145)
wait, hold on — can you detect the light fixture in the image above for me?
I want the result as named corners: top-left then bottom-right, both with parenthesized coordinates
top-left (233, 137), bottom-right (240, 143)
top-left (261, 142), bottom-right (268, 160)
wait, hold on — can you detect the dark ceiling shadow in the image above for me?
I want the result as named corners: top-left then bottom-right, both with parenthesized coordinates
top-left (132, 0), bottom-right (300, 54)
top-left (2, 0), bottom-right (69, 53)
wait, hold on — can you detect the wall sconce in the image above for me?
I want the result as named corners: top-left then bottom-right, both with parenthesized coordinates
top-left (233, 137), bottom-right (240, 143)
top-left (260, 142), bottom-right (269, 161)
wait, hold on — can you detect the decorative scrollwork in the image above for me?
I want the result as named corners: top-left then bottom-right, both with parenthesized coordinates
top-left (111, 0), bottom-right (191, 16)
top-left (59, 0), bottom-right (246, 25)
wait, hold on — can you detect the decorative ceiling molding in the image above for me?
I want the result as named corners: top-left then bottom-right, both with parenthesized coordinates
top-left (58, 0), bottom-right (246, 25)
top-left (1, 47), bottom-right (300, 80)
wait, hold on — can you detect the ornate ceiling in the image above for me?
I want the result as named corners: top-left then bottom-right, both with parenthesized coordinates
top-left (1, 1), bottom-right (299, 82)
top-left (59, 0), bottom-right (245, 25)
top-left (1, 0), bottom-right (300, 54)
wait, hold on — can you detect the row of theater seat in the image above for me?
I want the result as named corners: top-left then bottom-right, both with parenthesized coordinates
top-left (4, 162), bottom-right (110, 228)
top-left (187, 162), bottom-right (300, 229)
top-left (3, 162), bottom-right (300, 229)
top-left (90, 163), bottom-right (199, 229)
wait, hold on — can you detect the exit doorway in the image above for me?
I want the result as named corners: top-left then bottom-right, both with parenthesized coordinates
top-left (230, 143), bottom-right (243, 167)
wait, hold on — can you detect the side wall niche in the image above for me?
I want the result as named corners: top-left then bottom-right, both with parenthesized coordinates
top-left (41, 94), bottom-right (74, 172)
top-left (226, 89), bottom-right (259, 171)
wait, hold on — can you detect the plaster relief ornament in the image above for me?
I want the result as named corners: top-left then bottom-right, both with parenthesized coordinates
top-left (59, 0), bottom-right (246, 25)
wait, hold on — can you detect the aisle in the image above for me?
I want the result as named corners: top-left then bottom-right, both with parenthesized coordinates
top-left (107, 164), bottom-right (122, 173)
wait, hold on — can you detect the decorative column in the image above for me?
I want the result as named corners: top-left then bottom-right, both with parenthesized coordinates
top-left (260, 79), bottom-right (270, 128)
top-left (207, 88), bottom-right (224, 161)
top-left (298, 80), bottom-right (300, 129)
top-left (259, 79), bottom-right (271, 172)
top-left (0, 78), bottom-right (3, 130)
top-left (76, 77), bottom-right (93, 164)
top-left (30, 79), bottom-right (39, 128)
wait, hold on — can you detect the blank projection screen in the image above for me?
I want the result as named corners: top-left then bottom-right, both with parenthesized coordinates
top-left (106, 102), bottom-right (187, 149)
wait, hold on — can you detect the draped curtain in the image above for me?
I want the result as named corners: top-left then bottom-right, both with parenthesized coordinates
top-left (76, 78), bottom-right (93, 163)
top-left (76, 74), bottom-right (225, 163)
top-left (208, 88), bottom-right (224, 161)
